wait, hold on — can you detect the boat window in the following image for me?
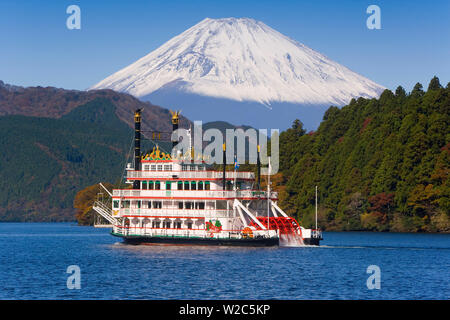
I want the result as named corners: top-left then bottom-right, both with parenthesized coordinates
top-left (206, 201), bottom-right (215, 210)
top-left (113, 200), bottom-right (120, 209)
top-left (147, 201), bottom-right (152, 209)
top-left (216, 200), bottom-right (227, 210)
top-left (205, 181), bottom-right (210, 190)
top-left (150, 165), bottom-right (156, 171)
top-left (177, 181), bottom-right (183, 190)
top-left (155, 181), bottom-right (161, 190)
top-left (164, 165), bottom-right (172, 171)
top-left (198, 181), bottom-right (204, 190)
top-left (166, 182), bottom-right (171, 190)
top-left (187, 222), bottom-right (192, 229)
top-left (178, 202), bottom-right (183, 209)
top-left (157, 164), bottom-right (163, 171)
top-left (191, 181), bottom-right (196, 190)
top-left (163, 221), bottom-right (171, 228)
top-left (184, 181), bottom-right (190, 190)
top-left (153, 201), bottom-right (162, 209)
top-left (142, 181), bottom-right (147, 190)
top-left (122, 200), bottom-right (130, 208)
top-left (144, 165), bottom-right (150, 171)
top-left (137, 200), bottom-right (141, 209)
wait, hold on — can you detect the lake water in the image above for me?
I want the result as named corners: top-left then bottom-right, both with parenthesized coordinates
top-left (0, 223), bottom-right (448, 300)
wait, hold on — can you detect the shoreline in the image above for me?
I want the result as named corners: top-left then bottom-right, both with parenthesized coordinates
top-left (0, 221), bottom-right (449, 234)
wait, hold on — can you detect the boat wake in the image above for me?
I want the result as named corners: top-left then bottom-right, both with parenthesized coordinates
top-left (279, 233), bottom-right (306, 247)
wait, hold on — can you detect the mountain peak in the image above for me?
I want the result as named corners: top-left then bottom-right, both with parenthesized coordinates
top-left (91, 17), bottom-right (384, 107)
top-left (199, 17), bottom-right (259, 24)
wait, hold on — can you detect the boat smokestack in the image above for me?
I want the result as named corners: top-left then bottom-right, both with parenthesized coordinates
top-left (223, 143), bottom-right (226, 191)
top-left (257, 144), bottom-right (261, 190)
top-left (133, 109), bottom-right (141, 189)
top-left (170, 110), bottom-right (181, 152)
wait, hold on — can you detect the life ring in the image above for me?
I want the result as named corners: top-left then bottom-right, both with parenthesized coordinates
top-left (242, 227), bottom-right (254, 238)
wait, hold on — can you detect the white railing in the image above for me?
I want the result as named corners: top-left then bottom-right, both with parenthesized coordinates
top-left (93, 201), bottom-right (117, 224)
top-left (118, 208), bottom-right (232, 218)
top-left (311, 230), bottom-right (323, 239)
top-left (126, 170), bottom-right (255, 180)
top-left (112, 189), bottom-right (277, 199)
top-left (112, 226), bottom-right (246, 240)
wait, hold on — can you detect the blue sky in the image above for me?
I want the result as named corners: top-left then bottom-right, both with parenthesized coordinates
top-left (0, 0), bottom-right (448, 92)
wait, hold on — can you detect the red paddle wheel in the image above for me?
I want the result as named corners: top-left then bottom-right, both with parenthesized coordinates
top-left (249, 216), bottom-right (303, 238)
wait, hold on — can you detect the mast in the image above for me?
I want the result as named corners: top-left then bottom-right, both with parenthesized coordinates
top-left (256, 144), bottom-right (261, 190)
top-left (233, 154), bottom-right (237, 191)
top-left (188, 124), bottom-right (193, 161)
top-left (133, 109), bottom-right (141, 190)
top-left (267, 156), bottom-right (271, 234)
top-left (315, 185), bottom-right (318, 230)
top-left (222, 143), bottom-right (226, 191)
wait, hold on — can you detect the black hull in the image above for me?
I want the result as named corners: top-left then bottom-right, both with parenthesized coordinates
top-left (116, 234), bottom-right (279, 247)
top-left (303, 238), bottom-right (321, 246)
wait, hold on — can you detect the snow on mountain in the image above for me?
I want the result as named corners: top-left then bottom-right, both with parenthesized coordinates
top-left (91, 17), bottom-right (384, 107)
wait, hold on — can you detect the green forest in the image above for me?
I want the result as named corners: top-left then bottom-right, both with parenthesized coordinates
top-left (275, 77), bottom-right (449, 232)
top-left (0, 98), bottom-right (135, 221)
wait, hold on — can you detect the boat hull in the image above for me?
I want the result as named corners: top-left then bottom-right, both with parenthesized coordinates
top-left (114, 234), bottom-right (279, 247)
top-left (303, 237), bottom-right (321, 246)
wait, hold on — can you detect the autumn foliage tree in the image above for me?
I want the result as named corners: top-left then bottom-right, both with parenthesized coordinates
top-left (74, 182), bottom-right (114, 225)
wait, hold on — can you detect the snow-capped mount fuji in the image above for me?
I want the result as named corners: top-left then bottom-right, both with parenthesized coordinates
top-left (91, 17), bottom-right (385, 129)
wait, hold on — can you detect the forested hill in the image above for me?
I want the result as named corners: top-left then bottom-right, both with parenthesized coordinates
top-left (276, 77), bottom-right (449, 232)
top-left (0, 99), bottom-right (135, 221)
top-left (0, 80), bottom-right (191, 134)
top-left (0, 81), bottom-right (193, 221)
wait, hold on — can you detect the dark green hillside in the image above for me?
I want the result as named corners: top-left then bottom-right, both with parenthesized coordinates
top-left (277, 77), bottom-right (449, 232)
top-left (0, 100), bottom-right (136, 221)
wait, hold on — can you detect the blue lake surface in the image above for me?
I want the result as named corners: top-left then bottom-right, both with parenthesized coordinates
top-left (0, 223), bottom-right (448, 300)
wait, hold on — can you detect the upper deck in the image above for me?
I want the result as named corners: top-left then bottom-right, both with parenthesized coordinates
top-left (112, 188), bottom-right (277, 200)
top-left (126, 170), bottom-right (255, 181)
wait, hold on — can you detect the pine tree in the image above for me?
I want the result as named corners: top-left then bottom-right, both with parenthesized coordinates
top-left (427, 76), bottom-right (442, 91)
top-left (395, 86), bottom-right (406, 98)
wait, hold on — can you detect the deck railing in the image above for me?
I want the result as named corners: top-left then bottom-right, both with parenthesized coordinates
top-left (112, 226), bottom-right (247, 240)
top-left (126, 170), bottom-right (255, 180)
top-left (118, 208), bottom-right (232, 218)
top-left (112, 189), bottom-right (277, 200)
